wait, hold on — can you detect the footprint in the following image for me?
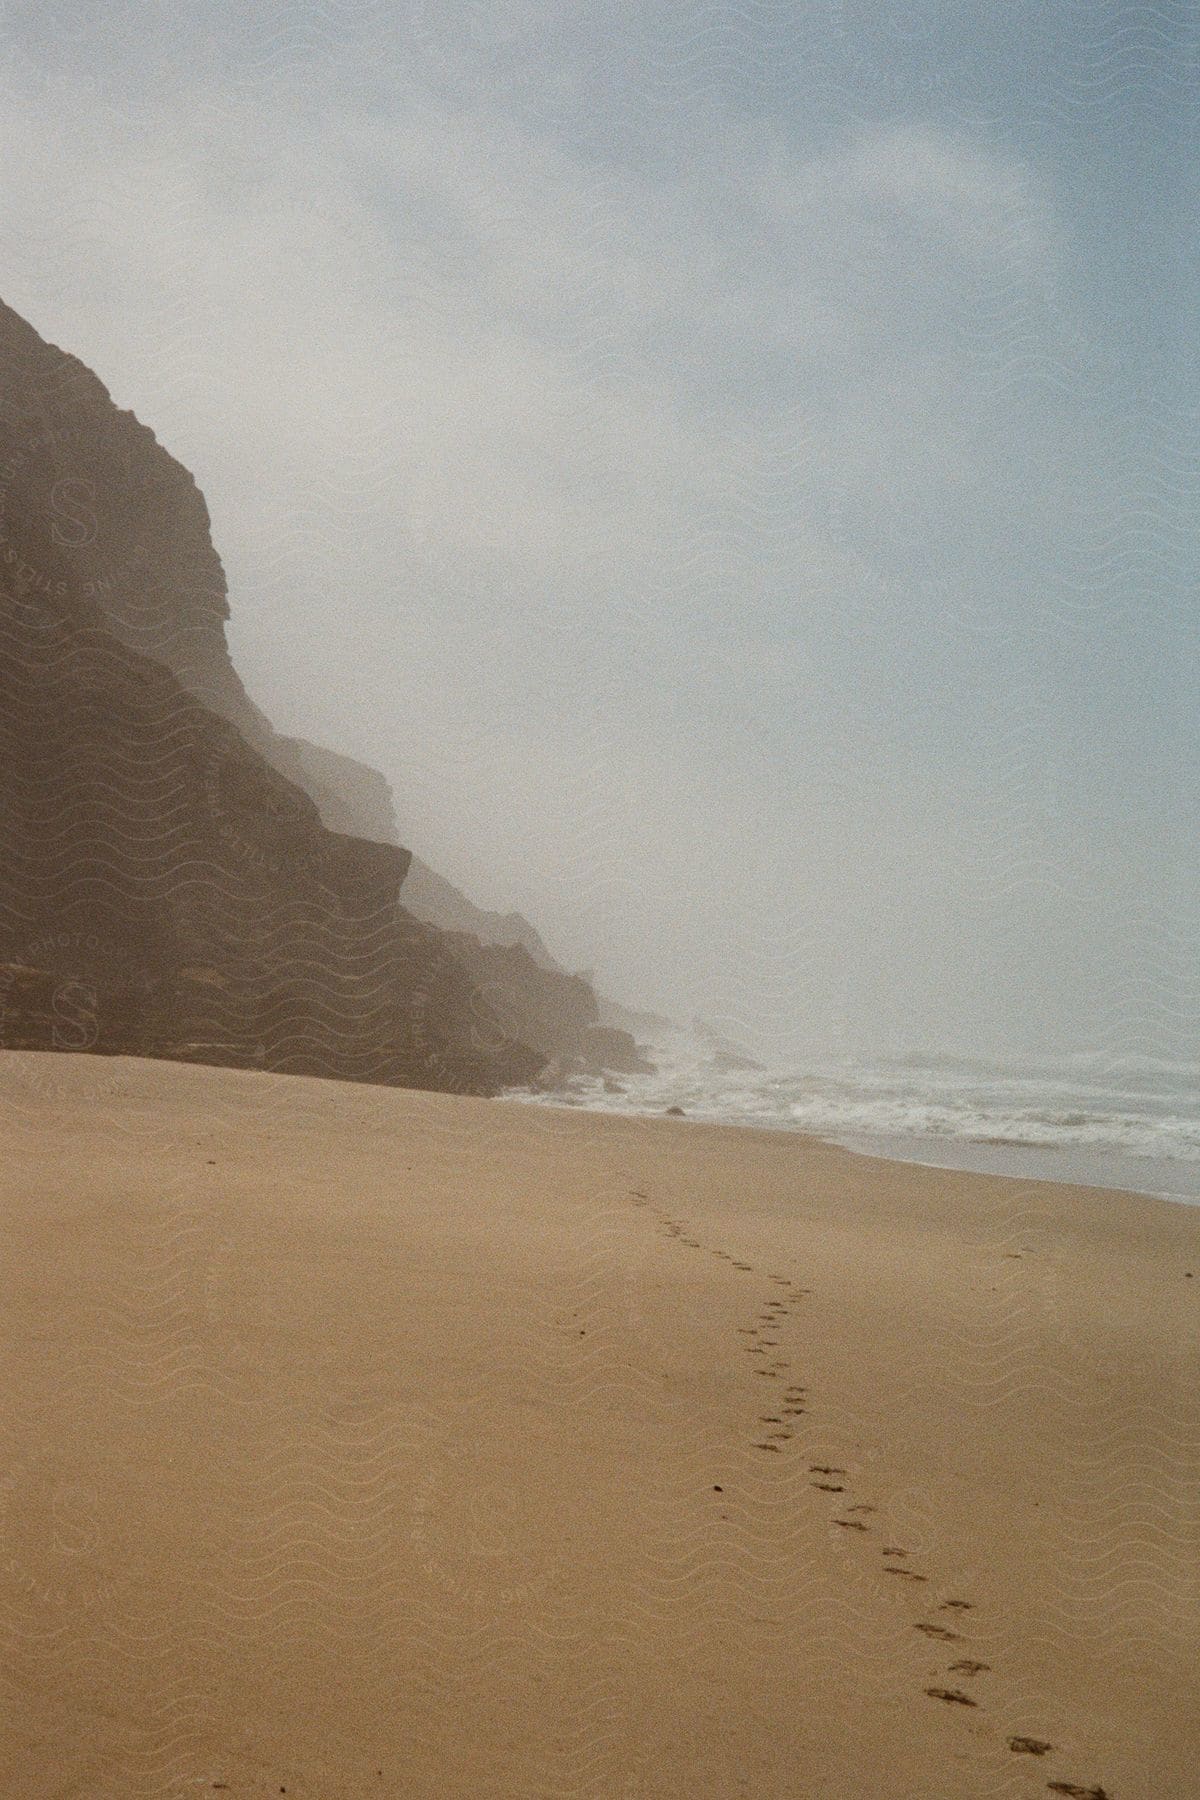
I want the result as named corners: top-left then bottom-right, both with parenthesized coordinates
top-left (940, 1599), bottom-right (973, 1611)
top-left (759, 1416), bottom-right (783, 1424)
top-left (810, 1465), bottom-right (846, 1476)
top-left (884, 1568), bottom-right (927, 1581)
top-left (882, 1547), bottom-right (908, 1558)
top-left (1046, 1786), bottom-right (1110, 1799)
top-left (812, 1482), bottom-right (844, 1492)
top-left (915, 1622), bottom-right (961, 1642)
top-left (925, 1687), bottom-right (977, 1707)
top-left (949, 1659), bottom-right (989, 1676)
top-left (754, 1442), bottom-right (780, 1452)
top-left (845, 1503), bottom-right (875, 1514)
top-left (834, 1518), bottom-right (868, 1531)
top-left (1009, 1737), bottom-right (1052, 1756)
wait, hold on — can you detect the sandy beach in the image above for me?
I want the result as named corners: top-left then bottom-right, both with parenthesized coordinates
top-left (2, 1050), bottom-right (1197, 1800)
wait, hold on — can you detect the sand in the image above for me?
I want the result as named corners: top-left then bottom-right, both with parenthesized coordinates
top-left (1, 1051), bottom-right (1197, 1799)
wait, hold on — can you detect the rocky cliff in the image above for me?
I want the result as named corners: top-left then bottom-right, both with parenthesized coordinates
top-left (271, 734), bottom-right (561, 973)
top-left (399, 857), bottom-right (558, 970)
top-left (0, 299), bottom-right (541, 1093)
top-left (0, 297), bottom-right (660, 1088)
top-left (272, 734), bottom-right (657, 1075)
top-left (0, 301), bottom-right (264, 732)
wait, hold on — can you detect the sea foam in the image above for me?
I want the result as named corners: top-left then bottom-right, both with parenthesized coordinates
top-left (508, 1034), bottom-right (1200, 1203)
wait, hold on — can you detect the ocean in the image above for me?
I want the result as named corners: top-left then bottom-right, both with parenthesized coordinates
top-left (510, 1034), bottom-right (1200, 1206)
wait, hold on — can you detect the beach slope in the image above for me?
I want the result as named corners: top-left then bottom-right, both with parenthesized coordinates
top-left (2, 1051), bottom-right (1197, 1798)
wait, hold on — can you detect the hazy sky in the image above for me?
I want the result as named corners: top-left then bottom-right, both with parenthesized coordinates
top-left (1, 2), bottom-right (1195, 1061)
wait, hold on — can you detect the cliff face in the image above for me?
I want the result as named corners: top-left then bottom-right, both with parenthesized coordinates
top-left (0, 300), bottom-right (264, 733)
top-left (0, 300), bottom-right (388, 850)
top-left (399, 857), bottom-right (559, 970)
top-left (0, 297), bottom-right (657, 1088)
top-left (0, 300), bottom-right (541, 1093)
top-left (270, 735), bottom-right (400, 845)
top-left (274, 735), bottom-right (656, 1075)
top-left (443, 938), bottom-right (598, 1073)
top-left (269, 735), bottom-right (561, 967)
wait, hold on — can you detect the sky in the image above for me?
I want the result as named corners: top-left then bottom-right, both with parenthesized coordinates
top-left (0, 1), bottom-right (1196, 1063)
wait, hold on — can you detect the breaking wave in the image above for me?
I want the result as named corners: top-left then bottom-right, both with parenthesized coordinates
top-left (509, 1034), bottom-right (1200, 1202)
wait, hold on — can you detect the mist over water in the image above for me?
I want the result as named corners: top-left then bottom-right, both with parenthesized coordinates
top-left (511, 1034), bottom-right (1200, 1205)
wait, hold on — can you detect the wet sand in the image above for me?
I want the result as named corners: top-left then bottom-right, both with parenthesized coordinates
top-left (2, 1050), bottom-right (1197, 1798)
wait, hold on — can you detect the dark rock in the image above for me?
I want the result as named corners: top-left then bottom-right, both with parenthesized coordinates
top-left (443, 936), bottom-right (599, 1072)
top-left (399, 858), bottom-right (560, 971)
top-left (274, 739), bottom-right (660, 1072)
top-left (581, 1025), bottom-right (655, 1076)
top-left (0, 298), bottom-right (543, 1095)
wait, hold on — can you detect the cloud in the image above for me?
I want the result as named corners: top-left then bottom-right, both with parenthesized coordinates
top-left (831, 124), bottom-right (1051, 260)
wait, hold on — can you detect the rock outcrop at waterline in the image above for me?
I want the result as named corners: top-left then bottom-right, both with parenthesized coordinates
top-left (0, 299), bottom-right (542, 1092)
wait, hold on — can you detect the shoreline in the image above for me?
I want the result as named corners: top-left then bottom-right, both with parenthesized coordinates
top-left (4, 1049), bottom-right (1198, 1797)
top-left (513, 1088), bottom-right (1200, 1208)
top-left (830, 1126), bottom-right (1200, 1208)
